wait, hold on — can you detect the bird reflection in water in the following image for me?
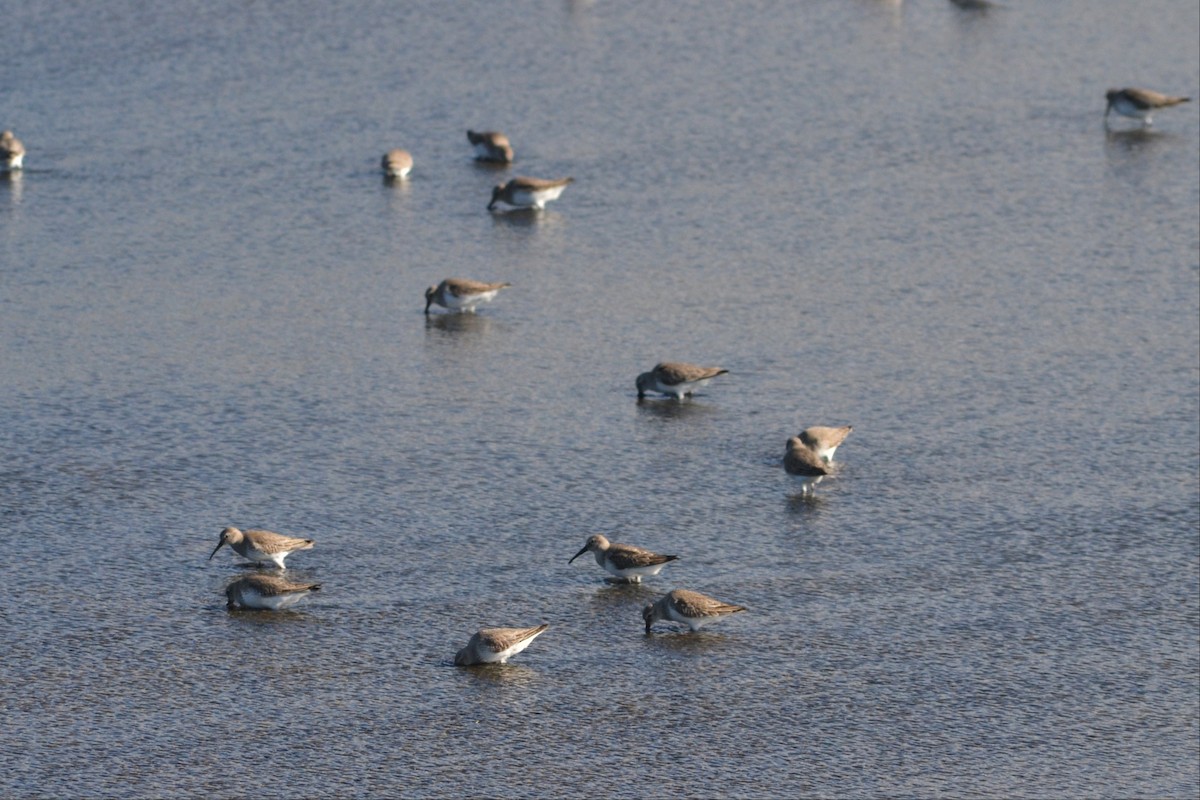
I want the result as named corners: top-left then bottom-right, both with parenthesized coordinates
top-left (424, 312), bottom-right (493, 336)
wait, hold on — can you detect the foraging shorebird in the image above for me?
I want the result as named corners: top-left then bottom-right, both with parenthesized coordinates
top-left (208, 526), bottom-right (315, 570)
top-left (467, 129), bottom-right (514, 163)
top-left (487, 176), bottom-right (574, 211)
top-left (642, 589), bottom-right (747, 633)
top-left (568, 534), bottom-right (678, 583)
top-left (424, 277), bottom-right (512, 314)
top-left (635, 362), bottom-right (729, 400)
top-left (797, 425), bottom-right (853, 464)
top-left (1, 130), bottom-right (25, 171)
top-left (783, 436), bottom-right (831, 496)
top-left (454, 624), bottom-right (549, 666)
top-left (381, 148), bottom-right (413, 179)
top-left (225, 573), bottom-right (321, 610)
top-left (1105, 88), bottom-right (1190, 126)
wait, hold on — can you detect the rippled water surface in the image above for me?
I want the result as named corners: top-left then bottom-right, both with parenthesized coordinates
top-left (2, 1), bottom-right (1198, 797)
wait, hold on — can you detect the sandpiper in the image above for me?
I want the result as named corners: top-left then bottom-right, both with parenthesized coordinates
top-left (466, 129), bottom-right (514, 163)
top-left (487, 176), bottom-right (574, 211)
top-left (225, 573), bottom-right (321, 610)
top-left (1, 130), bottom-right (25, 171)
top-left (454, 624), bottom-right (549, 666)
top-left (568, 534), bottom-right (678, 583)
top-left (635, 362), bottom-right (729, 400)
top-left (381, 148), bottom-right (413, 179)
top-left (1105, 88), bottom-right (1190, 126)
top-left (798, 424), bottom-right (853, 463)
top-left (208, 526), bottom-right (315, 570)
top-left (643, 589), bottom-right (747, 633)
top-left (783, 436), bottom-right (831, 496)
top-left (424, 277), bottom-right (512, 314)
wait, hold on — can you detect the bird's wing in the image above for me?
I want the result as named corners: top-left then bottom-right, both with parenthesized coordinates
top-left (608, 544), bottom-right (677, 570)
top-left (799, 425), bottom-right (852, 451)
top-left (671, 590), bottom-right (746, 618)
top-left (478, 624), bottom-right (549, 652)
top-left (446, 278), bottom-right (510, 296)
top-left (655, 362), bottom-right (726, 385)
top-left (246, 529), bottom-right (313, 554)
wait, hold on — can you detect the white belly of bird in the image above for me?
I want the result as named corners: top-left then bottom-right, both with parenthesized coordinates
top-left (488, 637), bottom-right (539, 664)
top-left (241, 546), bottom-right (274, 564)
top-left (659, 377), bottom-right (707, 397)
top-left (4, 153), bottom-right (23, 170)
top-left (666, 605), bottom-right (712, 631)
top-left (812, 445), bottom-right (837, 463)
top-left (512, 185), bottom-right (566, 209)
top-left (241, 546), bottom-right (291, 568)
top-left (386, 164), bottom-right (411, 179)
top-left (1111, 97), bottom-right (1149, 119)
top-left (604, 560), bottom-right (666, 581)
top-left (445, 290), bottom-right (497, 310)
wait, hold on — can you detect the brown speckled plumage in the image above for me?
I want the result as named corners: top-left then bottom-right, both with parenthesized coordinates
top-left (643, 589), bottom-right (747, 633)
top-left (424, 278), bottom-right (512, 313)
top-left (466, 129), bottom-right (514, 163)
top-left (209, 527), bottom-right (314, 569)
top-left (454, 624), bottom-right (549, 666)
top-left (635, 362), bottom-right (729, 398)
top-left (798, 425), bottom-right (853, 461)
top-left (569, 534), bottom-right (678, 582)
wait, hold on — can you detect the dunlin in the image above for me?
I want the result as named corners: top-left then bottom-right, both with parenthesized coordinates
top-left (381, 148), bottom-right (413, 179)
top-left (1105, 88), bottom-right (1190, 126)
top-left (568, 534), bottom-right (678, 583)
top-left (643, 589), bottom-right (747, 633)
top-left (487, 176), bottom-right (574, 211)
top-left (798, 424), bottom-right (853, 463)
top-left (424, 277), bottom-right (512, 314)
top-left (467, 129), bottom-right (514, 163)
top-left (783, 436), bottom-right (831, 496)
top-left (635, 362), bottom-right (729, 400)
top-left (225, 573), bottom-right (321, 610)
top-left (454, 624), bottom-right (549, 666)
top-left (1, 130), bottom-right (25, 171)
top-left (208, 526), bottom-right (315, 570)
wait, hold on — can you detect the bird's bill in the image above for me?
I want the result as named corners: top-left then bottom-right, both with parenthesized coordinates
top-left (568, 544), bottom-right (590, 564)
top-left (208, 541), bottom-right (226, 561)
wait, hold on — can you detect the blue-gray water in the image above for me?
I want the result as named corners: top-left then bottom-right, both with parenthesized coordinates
top-left (2, 1), bottom-right (1197, 797)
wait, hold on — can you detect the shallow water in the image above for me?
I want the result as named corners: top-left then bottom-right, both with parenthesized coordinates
top-left (1, 1), bottom-right (1198, 797)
